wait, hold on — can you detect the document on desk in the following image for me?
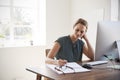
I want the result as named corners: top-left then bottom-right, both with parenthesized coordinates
top-left (46, 62), bottom-right (90, 74)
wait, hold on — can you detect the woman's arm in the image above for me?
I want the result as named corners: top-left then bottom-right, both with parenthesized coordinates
top-left (45, 42), bottom-right (67, 66)
top-left (82, 34), bottom-right (94, 61)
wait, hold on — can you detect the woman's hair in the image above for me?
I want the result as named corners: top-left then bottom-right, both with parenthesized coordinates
top-left (73, 18), bottom-right (88, 30)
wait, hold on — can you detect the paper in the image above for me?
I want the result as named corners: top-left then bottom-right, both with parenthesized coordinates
top-left (46, 62), bottom-right (90, 74)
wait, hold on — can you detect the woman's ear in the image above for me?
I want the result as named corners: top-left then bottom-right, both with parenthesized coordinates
top-left (85, 29), bottom-right (87, 32)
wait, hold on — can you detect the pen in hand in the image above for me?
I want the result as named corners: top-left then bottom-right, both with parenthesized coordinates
top-left (57, 59), bottom-right (67, 67)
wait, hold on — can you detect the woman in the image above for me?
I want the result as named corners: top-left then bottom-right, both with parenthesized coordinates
top-left (45, 18), bottom-right (94, 66)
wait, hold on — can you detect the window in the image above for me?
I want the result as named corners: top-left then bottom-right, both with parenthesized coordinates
top-left (0, 0), bottom-right (46, 47)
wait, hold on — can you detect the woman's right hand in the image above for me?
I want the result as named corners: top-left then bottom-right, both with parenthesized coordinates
top-left (56, 59), bottom-right (67, 66)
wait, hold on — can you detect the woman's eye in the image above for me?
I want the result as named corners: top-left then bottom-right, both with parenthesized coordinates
top-left (76, 29), bottom-right (79, 32)
top-left (75, 29), bottom-right (85, 33)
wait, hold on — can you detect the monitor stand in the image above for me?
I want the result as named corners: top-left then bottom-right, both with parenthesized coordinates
top-left (107, 40), bottom-right (120, 70)
top-left (116, 40), bottom-right (120, 61)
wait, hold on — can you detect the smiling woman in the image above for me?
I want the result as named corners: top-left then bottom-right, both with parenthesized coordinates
top-left (0, 0), bottom-right (46, 48)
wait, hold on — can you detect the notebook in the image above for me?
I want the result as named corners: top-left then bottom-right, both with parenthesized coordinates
top-left (46, 62), bottom-right (90, 74)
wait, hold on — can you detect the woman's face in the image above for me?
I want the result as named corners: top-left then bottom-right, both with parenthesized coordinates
top-left (73, 23), bottom-right (87, 39)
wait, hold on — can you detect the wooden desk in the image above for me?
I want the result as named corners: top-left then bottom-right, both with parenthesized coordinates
top-left (26, 62), bottom-right (120, 80)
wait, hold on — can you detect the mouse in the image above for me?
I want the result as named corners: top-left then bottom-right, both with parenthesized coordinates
top-left (82, 64), bottom-right (92, 69)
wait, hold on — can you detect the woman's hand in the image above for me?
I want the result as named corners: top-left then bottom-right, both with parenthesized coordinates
top-left (82, 34), bottom-right (88, 41)
top-left (56, 59), bottom-right (67, 66)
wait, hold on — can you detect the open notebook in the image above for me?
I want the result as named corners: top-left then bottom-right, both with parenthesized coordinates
top-left (46, 62), bottom-right (90, 74)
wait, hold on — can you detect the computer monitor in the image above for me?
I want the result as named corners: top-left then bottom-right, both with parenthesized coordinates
top-left (95, 21), bottom-right (120, 61)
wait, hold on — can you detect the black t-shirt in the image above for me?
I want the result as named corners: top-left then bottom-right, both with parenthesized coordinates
top-left (55, 35), bottom-right (84, 62)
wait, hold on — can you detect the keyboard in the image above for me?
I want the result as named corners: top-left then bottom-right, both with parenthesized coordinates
top-left (86, 60), bottom-right (108, 66)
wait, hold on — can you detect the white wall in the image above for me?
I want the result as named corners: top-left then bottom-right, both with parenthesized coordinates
top-left (0, 0), bottom-right (112, 80)
top-left (46, 0), bottom-right (71, 47)
top-left (71, 0), bottom-right (111, 21)
top-left (111, 0), bottom-right (119, 21)
top-left (118, 0), bottom-right (120, 21)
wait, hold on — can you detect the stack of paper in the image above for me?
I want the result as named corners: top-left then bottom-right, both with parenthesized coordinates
top-left (46, 62), bottom-right (90, 74)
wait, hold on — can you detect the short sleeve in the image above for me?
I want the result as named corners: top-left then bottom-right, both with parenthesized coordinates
top-left (55, 36), bottom-right (66, 47)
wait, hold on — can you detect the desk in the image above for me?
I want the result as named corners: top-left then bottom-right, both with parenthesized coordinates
top-left (26, 62), bottom-right (120, 80)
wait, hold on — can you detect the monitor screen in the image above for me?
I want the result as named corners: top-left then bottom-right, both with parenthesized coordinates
top-left (95, 21), bottom-right (120, 61)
